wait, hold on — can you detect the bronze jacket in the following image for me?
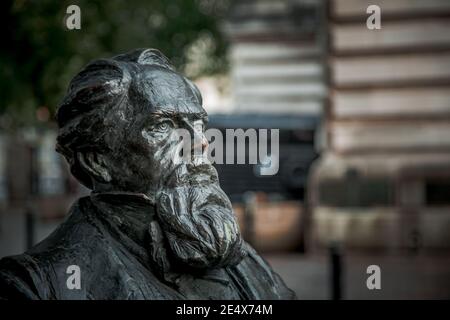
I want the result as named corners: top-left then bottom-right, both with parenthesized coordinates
top-left (0, 194), bottom-right (296, 300)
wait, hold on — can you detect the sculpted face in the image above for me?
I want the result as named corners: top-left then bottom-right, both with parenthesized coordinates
top-left (103, 66), bottom-right (210, 201)
top-left (56, 50), bottom-right (245, 271)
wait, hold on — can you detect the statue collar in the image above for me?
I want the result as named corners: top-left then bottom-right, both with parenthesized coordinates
top-left (89, 191), bottom-right (157, 267)
top-left (90, 191), bottom-right (155, 207)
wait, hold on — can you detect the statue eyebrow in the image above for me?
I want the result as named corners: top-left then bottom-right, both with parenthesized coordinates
top-left (149, 110), bottom-right (208, 123)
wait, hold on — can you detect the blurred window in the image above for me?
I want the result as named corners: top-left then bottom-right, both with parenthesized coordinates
top-left (318, 177), bottom-right (394, 207)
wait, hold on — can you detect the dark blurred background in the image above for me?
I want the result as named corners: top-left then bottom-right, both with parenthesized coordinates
top-left (1, 0), bottom-right (450, 299)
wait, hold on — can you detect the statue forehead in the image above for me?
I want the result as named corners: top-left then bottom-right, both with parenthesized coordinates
top-left (130, 65), bottom-right (206, 116)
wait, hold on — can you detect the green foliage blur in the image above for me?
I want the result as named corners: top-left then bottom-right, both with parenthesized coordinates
top-left (1, 0), bottom-right (230, 127)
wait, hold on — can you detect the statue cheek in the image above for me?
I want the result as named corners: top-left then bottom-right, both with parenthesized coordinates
top-left (161, 143), bottom-right (181, 170)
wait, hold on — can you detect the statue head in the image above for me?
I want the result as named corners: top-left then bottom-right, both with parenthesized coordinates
top-left (56, 49), bottom-right (244, 270)
top-left (56, 48), bottom-right (209, 201)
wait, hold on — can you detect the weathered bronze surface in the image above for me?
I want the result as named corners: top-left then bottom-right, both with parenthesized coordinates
top-left (0, 49), bottom-right (296, 300)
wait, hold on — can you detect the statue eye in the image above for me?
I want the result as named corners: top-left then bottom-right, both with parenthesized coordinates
top-left (155, 121), bottom-right (172, 132)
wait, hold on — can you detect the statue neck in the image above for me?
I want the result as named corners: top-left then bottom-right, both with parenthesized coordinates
top-left (89, 191), bottom-right (157, 252)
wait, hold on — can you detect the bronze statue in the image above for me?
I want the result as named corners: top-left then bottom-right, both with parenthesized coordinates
top-left (0, 49), bottom-right (296, 300)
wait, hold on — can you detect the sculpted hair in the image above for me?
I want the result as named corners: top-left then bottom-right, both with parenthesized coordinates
top-left (56, 48), bottom-right (192, 189)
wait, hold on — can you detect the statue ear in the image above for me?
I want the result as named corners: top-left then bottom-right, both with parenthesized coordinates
top-left (76, 151), bottom-right (112, 184)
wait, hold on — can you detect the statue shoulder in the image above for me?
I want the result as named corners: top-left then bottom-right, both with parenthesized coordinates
top-left (0, 197), bottom-right (107, 300)
top-left (0, 253), bottom-right (48, 299)
top-left (28, 196), bottom-right (103, 254)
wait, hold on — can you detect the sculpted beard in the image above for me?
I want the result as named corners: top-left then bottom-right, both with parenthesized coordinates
top-left (149, 163), bottom-right (246, 273)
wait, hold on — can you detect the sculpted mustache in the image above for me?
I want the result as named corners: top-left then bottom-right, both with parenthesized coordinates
top-left (165, 163), bottom-right (219, 187)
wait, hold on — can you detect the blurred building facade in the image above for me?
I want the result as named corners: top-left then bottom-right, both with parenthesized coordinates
top-left (226, 0), bottom-right (327, 116)
top-left (309, 0), bottom-right (450, 251)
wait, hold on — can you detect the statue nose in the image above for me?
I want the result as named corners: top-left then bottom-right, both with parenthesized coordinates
top-left (192, 132), bottom-right (208, 156)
